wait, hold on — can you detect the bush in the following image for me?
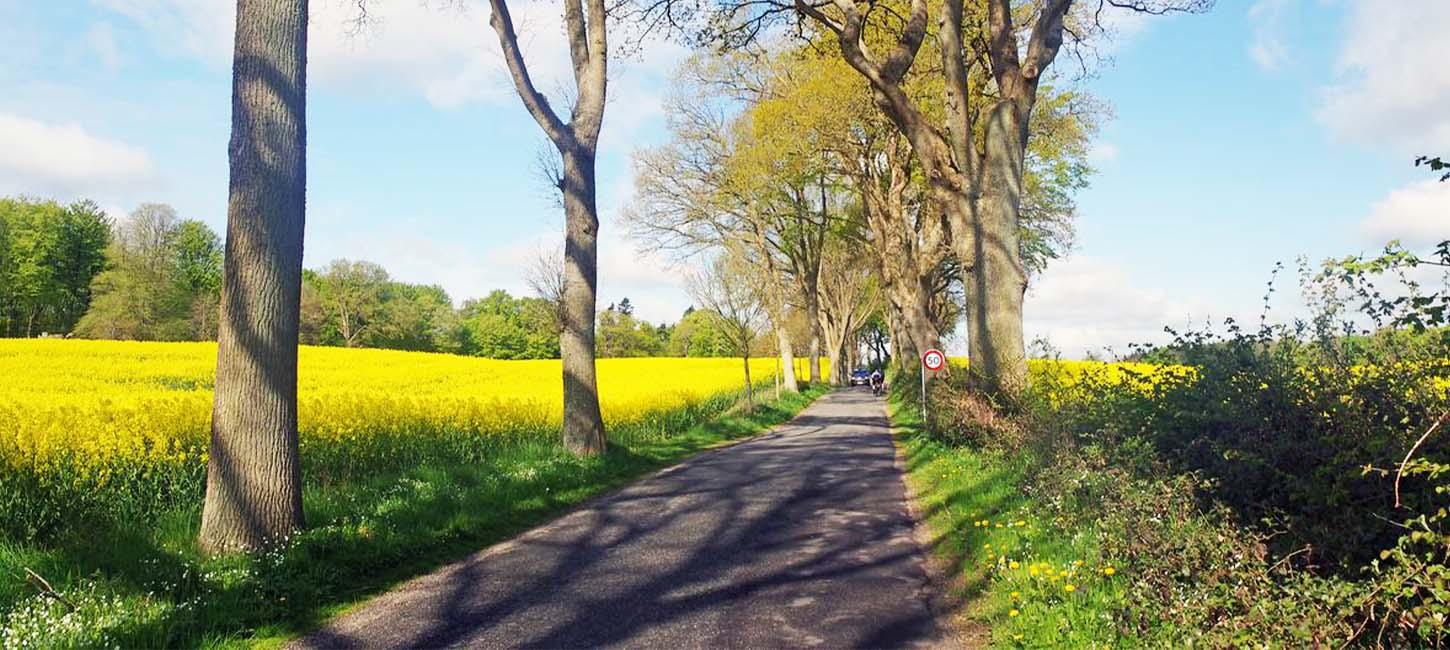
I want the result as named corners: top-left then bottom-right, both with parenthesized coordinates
top-left (916, 240), bottom-right (1450, 646)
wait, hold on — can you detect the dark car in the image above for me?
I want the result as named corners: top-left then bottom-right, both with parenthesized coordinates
top-left (849, 369), bottom-right (871, 386)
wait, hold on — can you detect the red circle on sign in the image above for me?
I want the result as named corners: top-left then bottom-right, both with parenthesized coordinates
top-left (921, 348), bottom-right (946, 371)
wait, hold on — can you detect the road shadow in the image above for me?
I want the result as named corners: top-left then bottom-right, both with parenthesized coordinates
top-left (297, 391), bottom-right (943, 649)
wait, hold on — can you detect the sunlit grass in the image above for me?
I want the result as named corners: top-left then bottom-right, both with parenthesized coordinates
top-left (892, 388), bottom-right (1125, 647)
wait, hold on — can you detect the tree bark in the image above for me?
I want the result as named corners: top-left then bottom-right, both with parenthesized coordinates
top-left (741, 351), bottom-right (754, 413)
top-left (775, 324), bottom-right (798, 392)
top-left (804, 286), bottom-right (823, 383)
top-left (560, 146), bottom-right (606, 455)
top-left (200, 0), bottom-right (308, 554)
top-left (965, 100), bottom-right (1030, 393)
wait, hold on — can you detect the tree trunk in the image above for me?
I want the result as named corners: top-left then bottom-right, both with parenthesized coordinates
top-left (963, 101), bottom-right (1029, 394)
top-left (775, 325), bottom-right (798, 392)
top-left (200, 0), bottom-right (308, 554)
top-left (559, 146), bottom-right (607, 455)
top-left (887, 307), bottom-right (904, 370)
top-left (823, 323), bottom-right (847, 385)
top-left (741, 352), bottom-right (754, 413)
top-left (899, 275), bottom-right (940, 360)
top-left (804, 287), bottom-right (823, 383)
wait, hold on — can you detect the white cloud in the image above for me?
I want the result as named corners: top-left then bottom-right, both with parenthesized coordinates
top-left (0, 112), bottom-right (155, 196)
top-left (1247, 0), bottom-right (1292, 72)
top-left (1358, 180), bottom-right (1450, 249)
top-left (97, 0), bottom-right (686, 125)
top-left (92, 0), bottom-right (233, 64)
top-left (1317, 1), bottom-right (1450, 151)
top-left (1024, 256), bottom-right (1214, 358)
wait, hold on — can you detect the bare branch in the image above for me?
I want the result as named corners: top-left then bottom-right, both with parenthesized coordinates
top-left (488, 0), bottom-right (571, 146)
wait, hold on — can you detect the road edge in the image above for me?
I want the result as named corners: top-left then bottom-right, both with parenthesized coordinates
top-left (888, 404), bottom-right (991, 649)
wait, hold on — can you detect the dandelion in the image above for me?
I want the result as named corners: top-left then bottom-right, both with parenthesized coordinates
top-left (1009, 609), bottom-right (1020, 617)
top-left (1015, 520), bottom-right (1026, 526)
top-left (1103, 566), bottom-right (1116, 576)
top-left (1009, 561), bottom-right (1020, 569)
top-left (1010, 591), bottom-right (1020, 600)
top-left (1064, 584), bottom-right (1076, 593)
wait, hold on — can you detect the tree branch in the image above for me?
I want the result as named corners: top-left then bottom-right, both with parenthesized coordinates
top-left (488, 0), bottom-right (571, 146)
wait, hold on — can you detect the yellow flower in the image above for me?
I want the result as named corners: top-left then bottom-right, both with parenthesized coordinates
top-left (1103, 566), bottom-right (1116, 576)
top-left (1009, 609), bottom-right (1020, 617)
top-left (1009, 561), bottom-right (1020, 569)
top-left (1015, 520), bottom-right (1026, 526)
top-left (1029, 567), bottom-right (1040, 576)
top-left (1013, 634), bottom-right (1024, 641)
top-left (1010, 591), bottom-right (1020, 600)
top-left (1064, 584), bottom-right (1076, 593)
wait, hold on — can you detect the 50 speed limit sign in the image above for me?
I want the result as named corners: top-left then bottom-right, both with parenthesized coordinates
top-left (921, 348), bottom-right (946, 371)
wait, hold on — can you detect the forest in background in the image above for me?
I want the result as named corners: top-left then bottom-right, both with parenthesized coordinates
top-left (0, 196), bottom-right (776, 359)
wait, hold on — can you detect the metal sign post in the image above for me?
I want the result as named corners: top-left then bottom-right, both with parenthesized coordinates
top-left (920, 349), bottom-right (945, 424)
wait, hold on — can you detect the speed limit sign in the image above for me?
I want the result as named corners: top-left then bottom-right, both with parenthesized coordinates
top-left (918, 348), bottom-right (945, 419)
top-left (921, 349), bottom-right (946, 371)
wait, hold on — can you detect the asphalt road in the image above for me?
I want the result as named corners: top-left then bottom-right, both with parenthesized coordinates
top-left (296, 389), bottom-right (944, 649)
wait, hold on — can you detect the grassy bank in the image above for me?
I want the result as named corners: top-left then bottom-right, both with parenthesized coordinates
top-left (892, 389), bottom-right (1124, 647)
top-left (1, 386), bottom-right (825, 648)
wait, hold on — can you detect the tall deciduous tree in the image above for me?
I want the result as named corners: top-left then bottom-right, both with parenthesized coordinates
top-left (626, 53), bottom-right (840, 388)
top-left (688, 252), bottom-right (766, 411)
top-left (199, 0), bottom-right (308, 553)
top-left (74, 206), bottom-right (222, 341)
top-left (0, 198), bottom-right (110, 337)
top-left (488, 0), bottom-right (609, 455)
top-left (312, 259), bottom-right (390, 348)
top-left (696, 0), bottom-right (1206, 393)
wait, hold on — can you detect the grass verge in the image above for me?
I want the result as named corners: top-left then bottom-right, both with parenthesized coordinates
top-left (1, 386), bottom-right (826, 649)
top-left (890, 389), bottom-right (1126, 648)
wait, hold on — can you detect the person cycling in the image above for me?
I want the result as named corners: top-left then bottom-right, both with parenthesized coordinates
top-left (869, 369), bottom-right (885, 396)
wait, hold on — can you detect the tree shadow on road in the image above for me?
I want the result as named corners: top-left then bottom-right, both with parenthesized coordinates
top-left (299, 391), bottom-right (945, 649)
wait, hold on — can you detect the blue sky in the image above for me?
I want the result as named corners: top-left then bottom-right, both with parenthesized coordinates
top-left (1, 0), bottom-right (1446, 356)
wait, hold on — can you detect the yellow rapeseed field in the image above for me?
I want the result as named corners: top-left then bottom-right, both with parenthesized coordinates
top-left (0, 339), bottom-right (786, 478)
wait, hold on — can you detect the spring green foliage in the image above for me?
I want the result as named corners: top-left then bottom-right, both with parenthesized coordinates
top-left (0, 197), bottom-right (111, 337)
top-left (0, 385), bottom-right (824, 648)
top-left (903, 239), bottom-right (1450, 646)
top-left (74, 204), bottom-right (223, 341)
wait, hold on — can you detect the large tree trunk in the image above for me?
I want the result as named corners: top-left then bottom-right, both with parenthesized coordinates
top-left (804, 286), bottom-right (823, 383)
top-left (559, 146), bottom-right (607, 455)
top-left (963, 101), bottom-right (1029, 394)
top-left (903, 276), bottom-right (940, 356)
top-left (200, 0), bottom-right (308, 554)
top-left (775, 325), bottom-right (799, 392)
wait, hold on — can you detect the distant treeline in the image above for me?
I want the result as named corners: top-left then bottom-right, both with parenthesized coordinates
top-left (0, 197), bottom-right (757, 359)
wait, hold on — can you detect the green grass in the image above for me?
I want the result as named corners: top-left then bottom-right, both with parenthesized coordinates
top-left (0, 386), bottom-right (826, 649)
top-left (890, 390), bottom-right (1125, 648)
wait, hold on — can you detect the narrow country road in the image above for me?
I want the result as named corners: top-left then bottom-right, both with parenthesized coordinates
top-left (296, 390), bottom-right (945, 649)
